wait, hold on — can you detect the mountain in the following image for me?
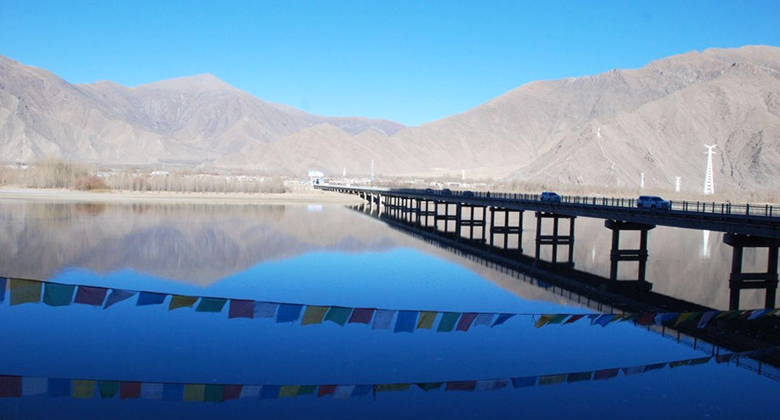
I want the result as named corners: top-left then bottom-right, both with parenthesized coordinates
top-left (2, 46), bottom-right (779, 193)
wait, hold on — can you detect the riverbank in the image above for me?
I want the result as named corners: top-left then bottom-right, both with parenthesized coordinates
top-left (0, 186), bottom-right (365, 205)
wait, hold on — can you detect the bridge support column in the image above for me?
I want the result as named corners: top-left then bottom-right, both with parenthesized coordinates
top-left (605, 220), bottom-right (655, 287)
top-left (534, 212), bottom-right (575, 268)
top-left (458, 205), bottom-right (487, 243)
top-left (724, 234), bottom-right (780, 310)
top-left (489, 208), bottom-right (523, 254)
top-left (434, 201), bottom-right (458, 234)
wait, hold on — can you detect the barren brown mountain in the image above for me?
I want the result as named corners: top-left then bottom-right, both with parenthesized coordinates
top-left (2, 46), bottom-right (779, 193)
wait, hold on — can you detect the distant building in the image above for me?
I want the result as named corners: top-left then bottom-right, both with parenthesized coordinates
top-left (307, 170), bottom-right (325, 184)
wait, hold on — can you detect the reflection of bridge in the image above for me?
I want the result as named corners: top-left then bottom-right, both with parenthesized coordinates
top-left (318, 185), bottom-right (780, 310)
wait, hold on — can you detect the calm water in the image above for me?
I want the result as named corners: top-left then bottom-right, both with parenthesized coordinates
top-left (0, 200), bottom-right (777, 419)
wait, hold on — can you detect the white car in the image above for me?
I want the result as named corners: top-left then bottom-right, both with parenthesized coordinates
top-left (636, 195), bottom-right (670, 210)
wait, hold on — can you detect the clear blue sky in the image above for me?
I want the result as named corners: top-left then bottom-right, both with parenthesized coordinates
top-left (2, 1), bottom-right (779, 126)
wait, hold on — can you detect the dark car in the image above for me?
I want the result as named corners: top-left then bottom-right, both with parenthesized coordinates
top-left (540, 191), bottom-right (562, 203)
top-left (636, 195), bottom-right (670, 210)
top-left (424, 188), bottom-right (434, 194)
top-left (462, 191), bottom-right (475, 197)
top-left (441, 188), bottom-right (452, 195)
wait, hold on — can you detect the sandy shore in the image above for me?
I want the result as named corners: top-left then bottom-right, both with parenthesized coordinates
top-left (0, 186), bottom-right (365, 205)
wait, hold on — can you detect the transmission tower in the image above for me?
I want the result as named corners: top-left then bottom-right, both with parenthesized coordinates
top-left (370, 160), bottom-right (375, 184)
top-left (703, 145), bottom-right (716, 195)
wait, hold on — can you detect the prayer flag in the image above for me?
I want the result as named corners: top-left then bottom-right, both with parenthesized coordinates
top-left (98, 381), bottom-right (119, 399)
top-left (183, 384), bottom-right (205, 402)
top-left (566, 372), bottom-right (593, 382)
top-left (748, 309), bottom-right (771, 320)
top-left (196, 298), bottom-right (227, 313)
top-left (74, 286), bottom-right (107, 306)
top-left (375, 384), bottom-right (411, 393)
top-left (622, 367), bottom-right (645, 376)
top-left (162, 383), bottom-right (184, 401)
top-left (456, 313), bottom-right (478, 331)
top-left (169, 295), bottom-right (198, 311)
top-left (445, 381), bottom-right (476, 392)
top-left (475, 379), bottom-right (510, 391)
top-left (351, 385), bottom-right (372, 397)
top-left (539, 375), bottom-right (566, 386)
top-left (317, 385), bottom-right (336, 397)
top-left (593, 369), bottom-right (619, 380)
top-left (253, 302), bottom-right (278, 319)
top-left (674, 312), bottom-right (694, 327)
top-left (511, 377), bottom-right (537, 388)
top-left (348, 308), bottom-right (374, 324)
top-left (276, 304), bottom-right (303, 323)
top-left (473, 313), bottom-right (496, 327)
top-left (491, 313), bottom-right (515, 327)
top-left (416, 382), bottom-right (443, 392)
top-left (228, 299), bottom-right (254, 318)
top-left (140, 383), bottom-right (164, 400)
top-left (279, 386), bottom-right (299, 398)
top-left (302, 306), bottom-right (329, 325)
top-left (689, 357), bottom-right (711, 366)
top-left (372, 310), bottom-right (395, 330)
top-left (0, 277), bottom-right (6, 302)
top-left (564, 314), bottom-right (586, 325)
top-left (593, 314), bottom-right (617, 327)
top-left (104, 289), bottom-right (136, 309)
top-left (534, 314), bottom-right (555, 328)
top-left (634, 312), bottom-right (656, 326)
top-left (394, 310), bottom-right (418, 333)
top-left (0, 376), bottom-right (21, 398)
top-left (43, 283), bottom-right (75, 307)
top-left (10, 279), bottom-right (41, 305)
top-left (21, 377), bottom-right (47, 396)
top-left (223, 385), bottom-right (242, 401)
top-left (239, 385), bottom-right (261, 399)
top-left (260, 385), bottom-right (280, 399)
top-left (334, 385), bottom-right (355, 399)
top-left (437, 312), bottom-right (460, 332)
top-left (72, 380), bottom-right (95, 399)
top-left (120, 382), bottom-right (141, 400)
top-left (297, 385), bottom-right (317, 396)
top-left (417, 311), bottom-right (438, 329)
top-left (48, 378), bottom-right (71, 397)
top-left (643, 363), bottom-right (667, 372)
top-left (136, 292), bottom-right (166, 306)
top-left (204, 385), bottom-right (224, 403)
top-left (698, 311), bottom-right (719, 328)
top-left (547, 314), bottom-right (569, 325)
top-left (324, 307), bottom-right (352, 326)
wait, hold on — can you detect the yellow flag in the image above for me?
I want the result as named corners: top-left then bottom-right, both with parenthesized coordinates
top-left (534, 314), bottom-right (554, 328)
top-left (417, 311), bottom-right (437, 329)
top-left (301, 306), bottom-right (329, 325)
top-left (169, 295), bottom-right (198, 310)
top-left (10, 279), bottom-right (42, 306)
top-left (72, 380), bottom-right (95, 399)
top-left (279, 385), bottom-right (300, 398)
top-left (184, 384), bottom-right (205, 402)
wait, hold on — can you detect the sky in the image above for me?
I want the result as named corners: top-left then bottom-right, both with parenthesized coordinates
top-left (1, 1), bottom-right (779, 126)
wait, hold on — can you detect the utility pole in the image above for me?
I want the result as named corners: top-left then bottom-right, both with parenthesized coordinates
top-left (703, 145), bottom-right (716, 195)
top-left (675, 176), bottom-right (681, 192)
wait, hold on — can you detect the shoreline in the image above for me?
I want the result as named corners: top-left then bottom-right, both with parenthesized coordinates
top-left (0, 186), bottom-right (365, 205)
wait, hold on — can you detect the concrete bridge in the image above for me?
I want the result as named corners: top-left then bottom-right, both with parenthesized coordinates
top-left (316, 184), bottom-right (780, 310)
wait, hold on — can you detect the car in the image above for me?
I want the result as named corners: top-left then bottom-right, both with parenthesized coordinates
top-left (424, 188), bottom-right (434, 194)
top-left (462, 191), bottom-right (475, 197)
top-left (441, 188), bottom-right (452, 195)
top-left (636, 195), bottom-right (670, 210)
top-left (540, 191), bottom-right (562, 203)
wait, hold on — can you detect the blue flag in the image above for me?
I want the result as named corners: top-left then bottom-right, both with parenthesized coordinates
top-left (394, 310), bottom-right (418, 333)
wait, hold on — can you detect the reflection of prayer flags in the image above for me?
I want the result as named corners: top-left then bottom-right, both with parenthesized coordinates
top-left (10, 279), bottom-right (42, 305)
top-left (325, 307), bottom-right (352, 326)
top-left (254, 302), bottom-right (278, 319)
top-left (643, 363), bottom-right (667, 372)
top-left (104, 289), bottom-right (136, 309)
top-left (534, 315), bottom-right (555, 328)
top-left (456, 313), bottom-right (478, 331)
top-left (0, 277), bottom-right (5, 302)
top-left (279, 386), bottom-right (299, 398)
top-left (136, 292), bottom-right (166, 306)
top-left (593, 369), bottom-right (619, 380)
top-left (476, 379), bottom-right (510, 391)
top-left (698, 311), bottom-right (718, 328)
top-left (511, 377), bottom-right (537, 388)
top-left (394, 311), bottom-right (418, 333)
top-left (43, 283), bottom-right (75, 307)
top-left (204, 385), bottom-right (223, 403)
top-left (276, 304), bottom-right (303, 323)
top-left (539, 375), bottom-right (566, 386)
top-left (416, 382), bottom-right (443, 392)
top-left (593, 314), bottom-right (617, 327)
top-left (548, 314), bottom-right (569, 325)
top-left (0, 376), bottom-right (21, 397)
top-left (437, 312), bottom-right (460, 332)
top-left (372, 310), bottom-right (395, 330)
top-left (169, 295), bottom-right (198, 311)
top-left (302, 306), bottom-right (329, 325)
top-left (120, 382), bottom-right (141, 399)
top-left (162, 383), bottom-right (184, 401)
top-left (297, 385), bottom-right (317, 396)
top-left (621, 367), bottom-right (645, 376)
top-left (375, 383), bottom-right (411, 393)
top-left (417, 311), bottom-right (438, 329)
top-left (674, 312), bottom-right (693, 327)
top-left (317, 385), bottom-right (336, 397)
top-left (351, 385), bottom-right (371, 397)
top-left (48, 378), bottom-right (71, 397)
top-left (98, 381), bottom-right (119, 399)
top-left (22, 377), bottom-right (47, 396)
top-left (334, 385), bottom-right (355, 399)
top-left (473, 313), bottom-right (495, 327)
top-left (564, 314), bottom-right (586, 325)
top-left (748, 309), bottom-right (771, 320)
top-left (260, 385), bottom-right (280, 400)
top-left (140, 383), bottom-right (164, 400)
top-left (228, 299), bottom-right (254, 319)
top-left (196, 298), bottom-right (227, 313)
top-left (348, 308), bottom-right (374, 324)
top-left (72, 380), bottom-right (95, 399)
top-left (491, 313), bottom-right (515, 327)
top-left (239, 385), bottom-right (261, 399)
top-left (689, 357), bottom-right (711, 366)
top-left (716, 354), bottom-right (735, 364)
top-left (566, 372), bottom-right (593, 382)
top-left (445, 381), bottom-right (476, 391)
top-left (223, 385), bottom-right (242, 401)
top-left (183, 384), bottom-right (205, 402)
top-left (74, 286), bottom-right (108, 306)
top-left (669, 360), bottom-right (691, 368)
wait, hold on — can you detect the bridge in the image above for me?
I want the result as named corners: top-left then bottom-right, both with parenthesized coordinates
top-left (316, 184), bottom-right (780, 310)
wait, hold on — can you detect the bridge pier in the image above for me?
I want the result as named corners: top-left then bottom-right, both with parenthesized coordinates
top-left (434, 201), bottom-right (458, 234)
top-left (724, 234), bottom-right (780, 310)
top-left (535, 212), bottom-right (575, 268)
top-left (605, 220), bottom-right (655, 288)
top-left (417, 200), bottom-right (436, 228)
top-left (489, 208), bottom-right (523, 253)
top-left (458, 204), bottom-right (487, 243)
